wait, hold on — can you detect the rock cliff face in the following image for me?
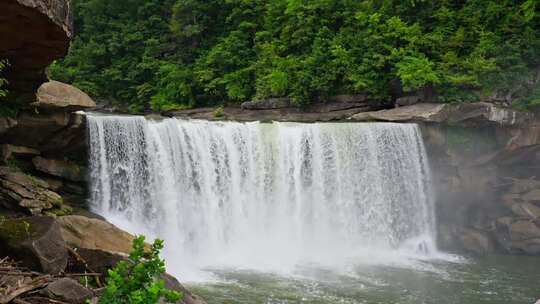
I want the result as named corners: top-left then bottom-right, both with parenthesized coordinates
top-left (0, 0), bottom-right (73, 102)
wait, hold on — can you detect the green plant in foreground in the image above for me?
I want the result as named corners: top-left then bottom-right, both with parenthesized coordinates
top-left (99, 236), bottom-right (181, 304)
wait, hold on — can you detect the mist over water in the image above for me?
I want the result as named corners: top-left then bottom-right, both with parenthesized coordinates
top-left (87, 115), bottom-right (444, 281)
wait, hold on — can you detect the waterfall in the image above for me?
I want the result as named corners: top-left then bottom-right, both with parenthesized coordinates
top-left (87, 115), bottom-right (438, 280)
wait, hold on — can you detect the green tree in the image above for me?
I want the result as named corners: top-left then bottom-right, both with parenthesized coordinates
top-left (99, 236), bottom-right (181, 304)
top-left (50, 0), bottom-right (540, 111)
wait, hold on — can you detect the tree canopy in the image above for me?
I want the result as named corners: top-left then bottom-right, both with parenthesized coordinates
top-left (49, 0), bottom-right (540, 112)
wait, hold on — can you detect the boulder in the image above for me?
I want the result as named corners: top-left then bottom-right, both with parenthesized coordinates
top-left (0, 216), bottom-right (68, 274)
top-left (0, 0), bottom-right (73, 101)
top-left (57, 215), bottom-right (138, 255)
top-left (42, 278), bottom-right (94, 304)
top-left (33, 81), bottom-right (96, 111)
top-left (33, 156), bottom-right (86, 182)
top-left (0, 166), bottom-right (63, 214)
top-left (460, 229), bottom-right (495, 255)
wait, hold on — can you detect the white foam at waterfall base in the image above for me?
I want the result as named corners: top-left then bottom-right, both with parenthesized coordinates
top-left (87, 115), bottom-right (452, 282)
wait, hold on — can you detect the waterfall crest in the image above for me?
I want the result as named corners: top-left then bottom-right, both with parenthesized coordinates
top-left (87, 115), bottom-right (437, 279)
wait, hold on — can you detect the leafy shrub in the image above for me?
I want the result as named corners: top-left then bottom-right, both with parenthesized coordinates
top-left (99, 236), bottom-right (181, 304)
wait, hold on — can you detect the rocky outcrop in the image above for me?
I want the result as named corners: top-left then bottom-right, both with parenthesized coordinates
top-left (0, 81), bottom-right (93, 159)
top-left (0, 216), bottom-right (68, 274)
top-left (350, 102), bottom-right (535, 127)
top-left (168, 98), bottom-right (372, 122)
top-left (0, 0), bottom-right (72, 102)
top-left (0, 167), bottom-right (63, 215)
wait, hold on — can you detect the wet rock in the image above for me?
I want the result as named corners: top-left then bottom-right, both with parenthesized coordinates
top-left (57, 215), bottom-right (139, 254)
top-left (42, 277), bottom-right (94, 304)
top-left (33, 81), bottom-right (96, 111)
top-left (33, 156), bottom-right (86, 182)
top-left (460, 228), bottom-right (495, 255)
top-left (0, 216), bottom-right (68, 274)
top-left (0, 166), bottom-right (63, 214)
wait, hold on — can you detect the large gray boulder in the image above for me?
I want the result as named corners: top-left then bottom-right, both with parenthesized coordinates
top-left (0, 216), bottom-right (68, 274)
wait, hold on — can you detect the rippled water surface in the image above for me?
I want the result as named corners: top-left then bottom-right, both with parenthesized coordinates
top-left (188, 256), bottom-right (540, 304)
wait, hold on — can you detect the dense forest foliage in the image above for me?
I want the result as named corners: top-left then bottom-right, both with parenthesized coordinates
top-left (49, 0), bottom-right (540, 112)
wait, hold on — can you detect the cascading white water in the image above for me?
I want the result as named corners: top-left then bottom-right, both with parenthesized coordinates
top-left (87, 115), bottom-right (438, 280)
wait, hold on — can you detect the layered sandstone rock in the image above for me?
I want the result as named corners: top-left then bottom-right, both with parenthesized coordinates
top-left (0, 166), bottom-right (63, 214)
top-left (0, 0), bottom-right (73, 102)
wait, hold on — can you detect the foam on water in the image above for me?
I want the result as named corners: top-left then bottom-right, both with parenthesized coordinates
top-left (87, 115), bottom-right (452, 281)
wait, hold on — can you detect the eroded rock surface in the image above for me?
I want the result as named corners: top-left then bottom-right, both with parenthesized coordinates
top-left (0, 0), bottom-right (73, 101)
top-left (0, 167), bottom-right (63, 214)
